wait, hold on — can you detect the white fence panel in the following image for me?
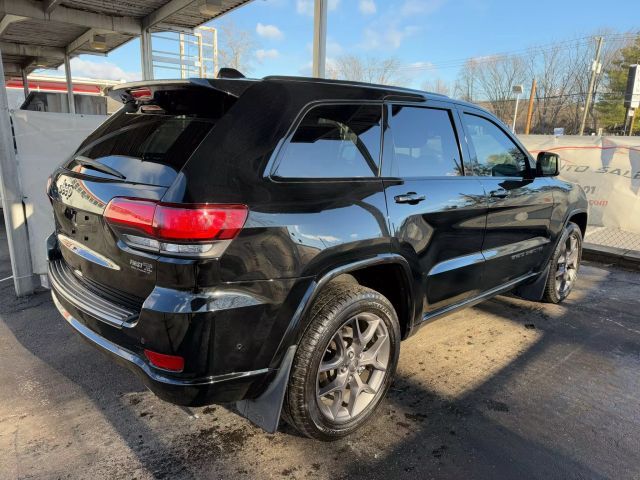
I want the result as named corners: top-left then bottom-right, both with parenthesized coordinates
top-left (11, 110), bottom-right (107, 276)
top-left (519, 135), bottom-right (640, 234)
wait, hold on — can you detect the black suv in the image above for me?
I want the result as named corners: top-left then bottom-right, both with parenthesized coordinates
top-left (47, 76), bottom-right (587, 440)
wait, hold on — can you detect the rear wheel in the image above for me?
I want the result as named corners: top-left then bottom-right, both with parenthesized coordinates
top-left (284, 281), bottom-right (400, 440)
top-left (542, 222), bottom-right (582, 303)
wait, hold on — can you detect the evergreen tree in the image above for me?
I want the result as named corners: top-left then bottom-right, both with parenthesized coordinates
top-left (596, 35), bottom-right (640, 134)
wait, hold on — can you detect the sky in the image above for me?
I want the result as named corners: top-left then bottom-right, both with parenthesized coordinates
top-left (48, 0), bottom-right (638, 89)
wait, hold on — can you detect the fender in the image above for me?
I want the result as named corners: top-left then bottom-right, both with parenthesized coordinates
top-left (550, 207), bottom-right (588, 262)
top-left (235, 253), bottom-right (414, 433)
top-left (272, 253), bottom-right (415, 367)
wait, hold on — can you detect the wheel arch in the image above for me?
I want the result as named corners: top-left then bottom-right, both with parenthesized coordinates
top-left (567, 210), bottom-right (588, 239)
top-left (271, 254), bottom-right (416, 369)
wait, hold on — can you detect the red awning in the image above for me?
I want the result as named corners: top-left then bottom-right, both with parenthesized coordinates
top-left (6, 79), bottom-right (102, 95)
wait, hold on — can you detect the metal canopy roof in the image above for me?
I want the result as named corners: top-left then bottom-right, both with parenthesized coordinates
top-left (0, 0), bottom-right (253, 78)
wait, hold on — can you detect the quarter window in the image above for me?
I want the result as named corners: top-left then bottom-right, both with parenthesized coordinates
top-left (273, 104), bottom-right (383, 178)
top-left (385, 106), bottom-right (462, 178)
top-left (462, 114), bottom-right (528, 177)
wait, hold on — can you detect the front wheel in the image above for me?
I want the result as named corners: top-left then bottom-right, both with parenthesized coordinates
top-left (284, 281), bottom-right (400, 440)
top-left (542, 221), bottom-right (582, 303)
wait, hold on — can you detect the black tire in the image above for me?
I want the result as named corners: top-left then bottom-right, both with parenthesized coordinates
top-left (284, 281), bottom-right (400, 441)
top-left (542, 222), bottom-right (582, 303)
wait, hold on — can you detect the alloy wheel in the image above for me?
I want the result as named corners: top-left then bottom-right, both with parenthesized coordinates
top-left (556, 232), bottom-right (580, 297)
top-left (316, 312), bottom-right (390, 423)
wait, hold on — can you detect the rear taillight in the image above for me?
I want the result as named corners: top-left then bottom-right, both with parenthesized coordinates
top-left (104, 197), bottom-right (248, 257)
top-left (130, 87), bottom-right (153, 101)
top-left (153, 204), bottom-right (248, 241)
top-left (103, 198), bottom-right (156, 236)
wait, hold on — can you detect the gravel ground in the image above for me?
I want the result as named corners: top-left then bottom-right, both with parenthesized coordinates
top-left (1, 223), bottom-right (639, 480)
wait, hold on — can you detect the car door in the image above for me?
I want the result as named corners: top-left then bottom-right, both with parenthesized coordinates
top-left (382, 101), bottom-right (487, 317)
top-left (457, 107), bottom-right (555, 289)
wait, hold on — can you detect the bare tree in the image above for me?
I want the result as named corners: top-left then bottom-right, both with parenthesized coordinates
top-left (422, 78), bottom-right (450, 96)
top-left (327, 55), bottom-right (407, 86)
top-left (447, 31), bottom-right (636, 133)
top-left (474, 55), bottom-right (526, 124)
top-left (525, 32), bottom-right (634, 134)
top-left (526, 45), bottom-right (577, 133)
top-left (453, 59), bottom-right (480, 102)
top-left (217, 21), bottom-right (256, 75)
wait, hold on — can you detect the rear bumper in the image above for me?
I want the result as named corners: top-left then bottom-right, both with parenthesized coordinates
top-left (46, 233), bottom-right (310, 407)
top-left (51, 291), bottom-right (271, 405)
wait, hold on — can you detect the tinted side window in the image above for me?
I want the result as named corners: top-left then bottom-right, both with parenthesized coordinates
top-left (462, 114), bottom-right (528, 177)
top-left (385, 106), bottom-right (462, 178)
top-left (274, 104), bottom-right (382, 178)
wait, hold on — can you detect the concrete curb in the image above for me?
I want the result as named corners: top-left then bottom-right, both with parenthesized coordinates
top-left (583, 243), bottom-right (640, 271)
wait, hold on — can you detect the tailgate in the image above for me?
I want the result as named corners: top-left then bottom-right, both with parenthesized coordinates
top-left (49, 82), bottom-right (240, 299)
top-left (52, 173), bottom-right (168, 300)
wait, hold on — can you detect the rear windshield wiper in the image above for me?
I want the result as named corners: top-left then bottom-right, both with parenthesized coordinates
top-left (72, 155), bottom-right (126, 180)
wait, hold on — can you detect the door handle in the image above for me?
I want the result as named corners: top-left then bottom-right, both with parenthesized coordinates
top-left (489, 189), bottom-right (509, 199)
top-left (394, 192), bottom-right (426, 205)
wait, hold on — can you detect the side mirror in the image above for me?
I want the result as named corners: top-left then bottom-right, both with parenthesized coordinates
top-left (536, 151), bottom-right (560, 177)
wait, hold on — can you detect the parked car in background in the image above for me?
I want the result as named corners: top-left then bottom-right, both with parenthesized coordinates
top-left (46, 75), bottom-right (587, 440)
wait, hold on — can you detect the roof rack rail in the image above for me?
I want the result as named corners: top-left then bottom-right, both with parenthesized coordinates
top-left (262, 75), bottom-right (448, 99)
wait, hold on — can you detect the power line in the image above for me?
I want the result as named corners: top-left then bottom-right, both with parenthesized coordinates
top-left (363, 32), bottom-right (639, 73)
top-left (430, 33), bottom-right (636, 70)
top-left (470, 91), bottom-right (639, 103)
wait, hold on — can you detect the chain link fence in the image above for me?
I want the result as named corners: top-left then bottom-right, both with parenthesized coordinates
top-left (585, 227), bottom-right (640, 253)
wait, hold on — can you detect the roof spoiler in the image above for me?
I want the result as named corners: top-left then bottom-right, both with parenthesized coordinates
top-left (108, 78), bottom-right (253, 104)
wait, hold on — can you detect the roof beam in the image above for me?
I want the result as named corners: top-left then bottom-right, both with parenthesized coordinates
top-left (153, 23), bottom-right (194, 35)
top-left (1, 0), bottom-right (141, 36)
top-left (0, 41), bottom-right (66, 59)
top-left (142, 0), bottom-right (196, 29)
top-left (2, 61), bottom-right (21, 74)
top-left (66, 28), bottom-right (108, 55)
top-left (66, 28), bottom-right (95, 54)
top-left (0, 14), bottom-right (27, 35)
top-left (43, 0), bottom-right (63, 14)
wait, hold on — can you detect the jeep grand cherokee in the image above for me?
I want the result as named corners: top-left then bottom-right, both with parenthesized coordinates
top-left (46, 75), bottom-right (587, 440)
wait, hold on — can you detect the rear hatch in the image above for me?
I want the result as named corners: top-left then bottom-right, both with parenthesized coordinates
top-left (49, 80), bottom-right (250, 300)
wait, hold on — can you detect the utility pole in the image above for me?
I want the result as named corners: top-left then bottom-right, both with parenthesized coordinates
top-left (579, 36), bottom-right (604, 135)
top-left (312, 0), bottom-right (327, 78)
top-left (525, 79), bottom-right (537, 135)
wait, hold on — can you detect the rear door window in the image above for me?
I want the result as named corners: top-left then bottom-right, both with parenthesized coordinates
top-left (384, 106), bottom-right (463, 177)
top-left (273, 103), bottom-right (383, 179)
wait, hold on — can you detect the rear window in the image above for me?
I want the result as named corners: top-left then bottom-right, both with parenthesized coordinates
top-left (66, 87), bottom-right (234, 186)
top-left (273, 103), bottom-right (383, 179)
